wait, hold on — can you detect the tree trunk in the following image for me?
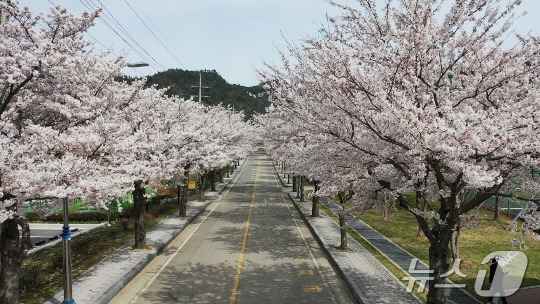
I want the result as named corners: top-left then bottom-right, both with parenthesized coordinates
top-left (133, 180), bottom-right (147, 249)
top-left (199, 174), bottom-right (206, 202)
top-left (177, 185), bottom-right (181, 205)
top-left (179, 170), bottom-right (189, 217)
top-left (427, 237), bottom-right (452, 304)
top-left (451, 218), bottom-right (461, 261)
top-left (292, 175), bottom-right (297, 192)
top-left (337, 191), bottom-right (348, 250)
top-left (0, 216), bottom-right (32, 304)
top-left (300, 176), bottom-right (305, 202)
top-left (219, 168), bottom-right (224, 183)
top-left (494, 196), bottom-right (499, 220)
top-left (417, 200), bottom-right (427, 237)
top-left (312, 181), bottom-right (320, 217)
top-left (338, 212), bottom-right (347, 250)
top-left (210, 169), bottom-right (216, 191)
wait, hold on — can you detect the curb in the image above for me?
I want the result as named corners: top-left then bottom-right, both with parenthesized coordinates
top-left (319, 197), bottom-right (481, 304)
top-left (271, 163), bottom-right (366, 304)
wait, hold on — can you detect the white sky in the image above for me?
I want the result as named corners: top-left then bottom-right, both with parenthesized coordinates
top-left (13, 0), bottom-right (540, 86)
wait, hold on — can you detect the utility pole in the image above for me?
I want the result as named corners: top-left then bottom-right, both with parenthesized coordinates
top-left (190, 72), bottom-right (210, 103)
top-left (198, 72), bottom-right (202, 103)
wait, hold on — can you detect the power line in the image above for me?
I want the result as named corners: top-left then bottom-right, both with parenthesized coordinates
top-left (77, 0), bottom-right (157, 70)
top-left (81, 0), bottom-right (164, 70)
top-left (47, 0), bottom-right (166, 73)
top-left (88, 0), bottom-right (165, 70)
top-left (124, 0), bottom-right (187, 69)
top-left (129, 0), bottom-right (193, 68)
top-left (78, 0), bottom-right (164, 71)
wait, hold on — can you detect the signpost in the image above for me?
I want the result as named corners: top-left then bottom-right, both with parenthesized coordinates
top-left (188, 181), bottom-right (196, 190)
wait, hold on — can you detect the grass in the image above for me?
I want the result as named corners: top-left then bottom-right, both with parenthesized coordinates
top-left (20, 202), bottom-right (182, 304)
top-left (317, 202), bottom-right (429, 303)
top-left (346, 203), bottom-right (540, 301)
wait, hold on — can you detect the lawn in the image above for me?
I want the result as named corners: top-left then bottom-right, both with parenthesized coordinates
top-left (353, 204), bottom-right (540, 300)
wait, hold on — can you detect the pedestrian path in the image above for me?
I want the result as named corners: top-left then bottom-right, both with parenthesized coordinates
top-left (42, 161), bottom-right (245, 304)
top-left (318, 197), bottom-right (480, 304)
top-left (289, 193), bottom-right (421, 304)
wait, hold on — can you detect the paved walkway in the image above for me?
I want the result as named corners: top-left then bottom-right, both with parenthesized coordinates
top-left (317, 197), bottom-right (480, 304)
top-left (42, 163), bottom-right (243, 304)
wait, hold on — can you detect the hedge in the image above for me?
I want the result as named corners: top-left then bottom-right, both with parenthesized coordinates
top-left (26, 202), bottom-right (177, 223)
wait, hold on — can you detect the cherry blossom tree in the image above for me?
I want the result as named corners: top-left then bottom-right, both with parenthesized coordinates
top-left (0, 3), bottom-right (131, 302)
top-left (259, 1), bottom-right (540, 303)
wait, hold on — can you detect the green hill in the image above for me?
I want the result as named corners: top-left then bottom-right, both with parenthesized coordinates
top-left (143, 69), bottom-right (269, 119)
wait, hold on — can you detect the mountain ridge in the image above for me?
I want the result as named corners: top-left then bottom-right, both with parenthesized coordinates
top-left (144, 69), bottom-right (270, 119)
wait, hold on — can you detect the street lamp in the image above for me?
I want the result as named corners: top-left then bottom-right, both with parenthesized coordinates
top-left (61, 197), bottom-right (75, 304)
top-left (126, 62), bottom-right (150, 68)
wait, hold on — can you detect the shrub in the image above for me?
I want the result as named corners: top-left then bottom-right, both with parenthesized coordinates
top-left (144, 213), bottom-right (154, 221)
top-left (116, 219), bottom-right (129, 232)
top-left (25, 212), bottom-right (40, 222)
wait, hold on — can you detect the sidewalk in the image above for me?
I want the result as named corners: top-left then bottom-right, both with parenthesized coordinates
top-left (274, 166), bottom-right (421, 304)
top-left (318, 197), bottom-right (480, 304)
top-left (42, 161), bottom-right (244, 304)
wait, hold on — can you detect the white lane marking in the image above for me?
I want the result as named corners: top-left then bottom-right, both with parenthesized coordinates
top-left (129, 156), bottom-right (250, 304)
top-left (271, 165), bottom-right (338, 304)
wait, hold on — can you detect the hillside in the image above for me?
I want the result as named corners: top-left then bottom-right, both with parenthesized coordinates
top-left (143, 69), bottom-right (270, 119)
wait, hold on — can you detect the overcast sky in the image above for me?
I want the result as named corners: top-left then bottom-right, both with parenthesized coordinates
top-left (14, 0), bottom-right (540, 86)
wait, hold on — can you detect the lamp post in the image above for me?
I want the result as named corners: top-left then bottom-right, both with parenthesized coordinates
top-left (61, 197), bottom-right (75, 304)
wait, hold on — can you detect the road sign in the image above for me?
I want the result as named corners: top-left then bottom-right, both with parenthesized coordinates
top-left (188, 181), bottom-right (196, 189)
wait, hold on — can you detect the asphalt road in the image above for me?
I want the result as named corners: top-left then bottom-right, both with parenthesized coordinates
top-left (110, 153), bottom-right (355, 304)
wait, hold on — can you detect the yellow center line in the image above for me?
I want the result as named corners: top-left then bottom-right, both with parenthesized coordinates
top-left (230, 159), bottom-right (260, 304)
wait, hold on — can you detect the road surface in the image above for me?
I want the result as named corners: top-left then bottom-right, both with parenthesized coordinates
top-left (110, 153), bottom-right (355, 304)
